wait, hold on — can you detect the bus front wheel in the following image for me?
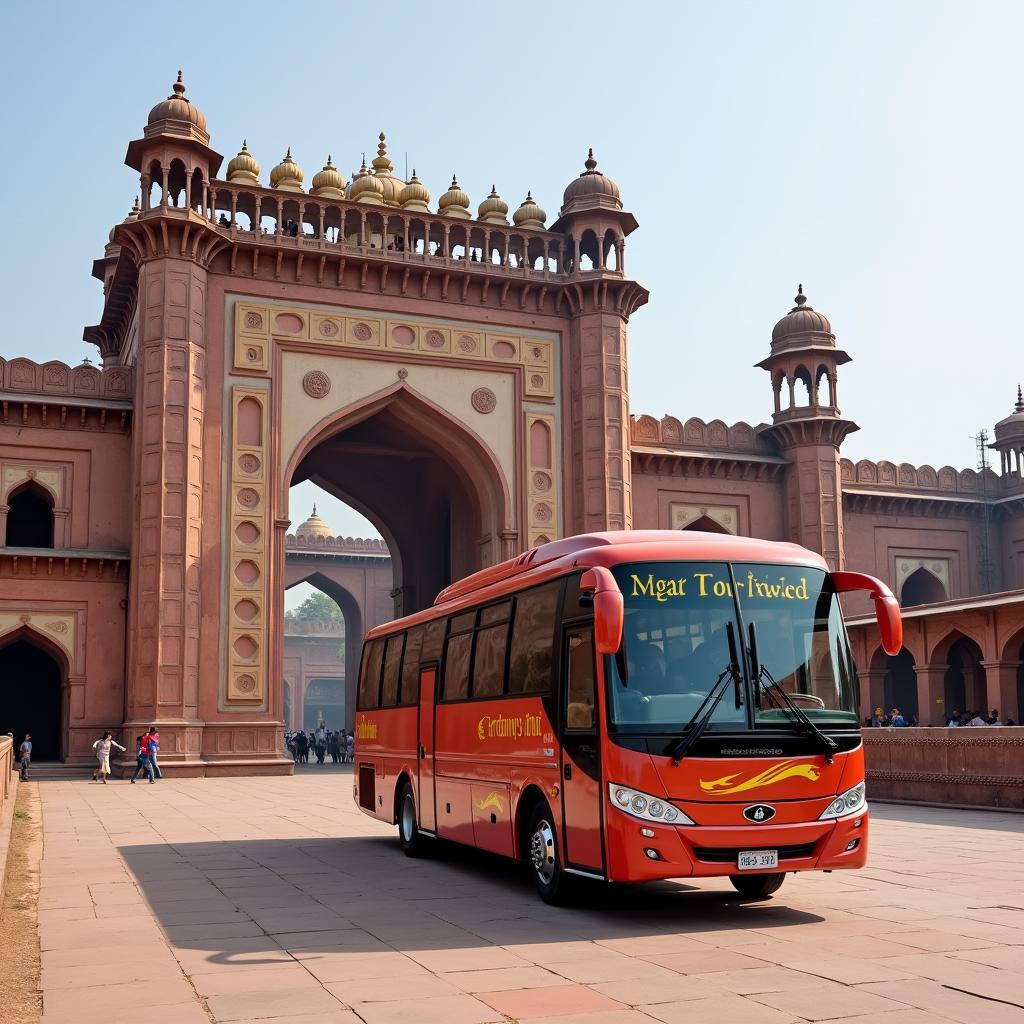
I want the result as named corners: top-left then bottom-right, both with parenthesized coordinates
top-left (526, 803), bottom-right (572, 904)
top-left (729, 872), bottom-right (786, 899)
top-left (398, 782), bottom-right (426, 857)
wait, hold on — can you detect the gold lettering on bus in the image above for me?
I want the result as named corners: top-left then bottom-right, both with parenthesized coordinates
top-left (355, 716), bottom-right (378, 741)
top-left (476, 712), bottom-right (542, 741)
top-left (631, 572), bottom-right (810, 602)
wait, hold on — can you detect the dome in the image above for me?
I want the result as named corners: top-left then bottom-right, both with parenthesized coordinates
top-left (269, 148), bottom-right (304, 192)
top-left (994, 385), bottom-right (1024, 444)
top-left (311, 155), bottom-right (346, 198)
top-left (147, 71), bottom-right (207, 133)
top-left (512, 191), bottom-right (546, 230)
top-left (478, 185), bottom-right (509, 225)
top-left (107, 198), bottom-right (140, 252)
top-left (227, 141), bottom-right (260, 185)
top-left (399, 170), bottom-right (431, 212)
top-left (771, 286), bottom-right (834, 344)
top-left (371, 133), bottom-right (405, 207)
top-left (561, 149), bottom-right (621, 213)
top-left (438, 175), bottom-right (471, 219)
top-left (295, 505), bottom-right (332, 540)
top-left (349, 158), bottom-right (385, 204)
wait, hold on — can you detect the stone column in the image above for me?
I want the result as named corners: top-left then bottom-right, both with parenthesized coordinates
top-left (568, 310), bottom-right (631, 533)
top-left (913, 664), bottom-right (948, 726)
top-left (778, 445), bottom-right (845, 570)
top-left (981, 661), bottom-right (1019, 722)
top-left (123, 255), bottom-right (208, 766)
top-left (861, 668), bottom-right (886, 721)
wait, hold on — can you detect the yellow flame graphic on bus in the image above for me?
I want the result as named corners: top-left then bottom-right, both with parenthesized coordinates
top-left (475, 792), bottom-right (505, 814)
top-left (699, 759), bottom-right (821, 795)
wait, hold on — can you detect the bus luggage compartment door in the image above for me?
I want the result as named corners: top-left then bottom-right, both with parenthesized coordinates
top-left (417, 666), bottom-right (437, 832)
top-left (560, 627), bottom-right (604, 873)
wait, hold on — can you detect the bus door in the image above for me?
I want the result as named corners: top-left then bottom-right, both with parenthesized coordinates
top-left (417, 666), bottom-right (437, 832)
top-left (560, 626), bottom-right (604, 873)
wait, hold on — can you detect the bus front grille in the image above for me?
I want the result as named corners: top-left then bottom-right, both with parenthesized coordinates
top-left (692, 842), bottom-right (817, 864)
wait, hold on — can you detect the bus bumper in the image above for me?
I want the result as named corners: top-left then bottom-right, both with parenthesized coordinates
top-left (605, 807), bottom-right (869, 882)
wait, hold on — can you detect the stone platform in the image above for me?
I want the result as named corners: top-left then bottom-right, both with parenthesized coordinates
top-left (33, 770), bottom-right (1024, 1024)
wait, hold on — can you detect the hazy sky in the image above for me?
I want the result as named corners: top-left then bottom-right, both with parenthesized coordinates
top-left (3, 0), bottom-right (1020, 553)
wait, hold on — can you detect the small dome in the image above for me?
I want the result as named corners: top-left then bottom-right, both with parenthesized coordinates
top-left (311, 155), bottom-right (346, 198)
top-left (512, 191), bottom-right (546, 230)
top-left (349, 158), bottom-right (385, 204)
top-left (771, 286), bottom-right (834, 344)
top-left (438, 175), bottom-right (471, 219)
top-left (295, 505), bottom-right (332, 540)
top-left (227, 141), bottom-right (260, 185)
top-left (147, 71), bottom-right (207, 133)
top-left (269, 148), bottom-right (304, 192)
top-left (994, 385), bottom-right (1024, 444)
top-left (399, 170), bottom-right (431, 212)
top-left (371, 133), bottom-right (405, 207)
top-left (561, 149), bottom-right (621, 212)
top-left (478, 185), bottom-right (509, 225)
top-left (106, 198), bottom-right (141, 253)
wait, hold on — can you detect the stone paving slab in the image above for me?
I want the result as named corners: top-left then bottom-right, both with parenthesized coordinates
top-left (30, 771), bottom-right (1024, 1024)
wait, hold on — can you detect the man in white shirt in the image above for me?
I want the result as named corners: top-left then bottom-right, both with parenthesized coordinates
top-left (966, 712), bottom-right (987, 727)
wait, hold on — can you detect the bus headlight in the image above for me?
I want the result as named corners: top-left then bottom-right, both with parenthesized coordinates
top-left (609, 783), bottom-right (693, 825)
top-left (818, 782), bottom-right (866, 820)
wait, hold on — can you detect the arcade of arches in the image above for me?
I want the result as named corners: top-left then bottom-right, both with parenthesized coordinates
top-left (0, 75), bottom-right (1022, 771)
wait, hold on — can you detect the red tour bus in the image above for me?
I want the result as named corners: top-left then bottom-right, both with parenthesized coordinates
top-left (353, 531), bottom-right (901, 903)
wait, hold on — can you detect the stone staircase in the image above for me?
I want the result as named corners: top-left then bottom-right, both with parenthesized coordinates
top-left (19, 762), bottom-right (95, 781)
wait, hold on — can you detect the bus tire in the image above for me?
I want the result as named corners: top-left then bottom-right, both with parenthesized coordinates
top-left (397, 782), bottom-right (426, 857)
top-left (525, 802), bottom-right (572, 905)
top-left (729, 872), bottom-right (786, 899)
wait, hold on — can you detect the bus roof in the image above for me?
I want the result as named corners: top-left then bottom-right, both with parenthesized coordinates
top-left (364, 531), bottom-right (829, 642)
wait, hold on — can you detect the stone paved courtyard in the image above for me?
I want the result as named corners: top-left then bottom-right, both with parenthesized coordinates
top-left (32, 768), bottom-right (1024, 1024)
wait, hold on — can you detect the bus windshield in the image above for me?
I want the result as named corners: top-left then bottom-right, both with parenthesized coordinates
top-left (607, 561), bottom-right (859, 732)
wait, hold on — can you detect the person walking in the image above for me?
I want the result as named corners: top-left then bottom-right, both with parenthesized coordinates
top-left (147, 727), bottom-right (162, 779)
top-left (18, 734), bottom-right (32, 781)
top-left (129, 734), bottom-right (155, 783)
top-left (91, 731), bottom-right (126, 783)
top-left (345, 730), bottom-right (354, 763)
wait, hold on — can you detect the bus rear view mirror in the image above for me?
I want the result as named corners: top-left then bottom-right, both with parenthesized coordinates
top-left (831, 571), bottom-right (903, 656)
top-left (580, 566), bottom-right (624, 655)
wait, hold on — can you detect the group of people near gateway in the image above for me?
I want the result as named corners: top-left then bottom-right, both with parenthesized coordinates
top-left (867, 707), bottom-right (1016, 727)
top-left (286, 727), bottom-right (354, 764)
top-left (91, 727), bottom-right (163, 783)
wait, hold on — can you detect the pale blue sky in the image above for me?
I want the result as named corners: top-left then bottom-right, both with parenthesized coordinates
top-left (2, 1), bottom-right (1020, 555)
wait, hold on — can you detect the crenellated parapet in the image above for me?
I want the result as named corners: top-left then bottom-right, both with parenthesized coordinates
top-left (630, 414), bottom-right (777, 455)
top-left (286, 533), bottom-right (391, 557)
top-left (0, 357), bottom-right (134, 402)
top-left (840, 457), bottom-right (1001, 496)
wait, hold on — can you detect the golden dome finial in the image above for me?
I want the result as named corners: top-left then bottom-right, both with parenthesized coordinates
top-left (270, 148), bottom-right (304, 192)
top-left (513, 190), bottom-right (547, 230)
top-left (370, 132), bottom-right (403, 205)
top-left (227, 140), bottom-right (261, 185)
top-left (399, 169), bottom-right (432, 212)
top-left (478, 185), bottom-right (509, 225)
top-left (373, 132), bottom-right (393, 172)
top-left (311, 154), bottom-right (346, 198)
top-left (438, 174), bottom-right (471, 219)
top-left (172, 70), bottom-right (185, 97)
top-left (350, 156), bottom-right (385, 204)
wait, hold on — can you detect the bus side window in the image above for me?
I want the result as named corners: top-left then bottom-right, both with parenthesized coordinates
top-left (566, 630), bottom-right (596, 730)
top-left (508, 582), bottom-right (559, 695)
top-left (381, 633), bottom-right (405, 707)
top-left (421, 619), bottom-right (445, 662)
top-left (443, 631), bottom-right (473, 701)
top-left (399, 627), bottom-right (424, 705)
top-left (472, 601), bottom-right (510, 699)
top-left (357, 638), bottom-right (385, 710)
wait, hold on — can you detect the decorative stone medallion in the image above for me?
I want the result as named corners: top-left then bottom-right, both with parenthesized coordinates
top-left (470, 387), bottom-right (497, 414)
top-left (302, 370), bottom-right (332, 399)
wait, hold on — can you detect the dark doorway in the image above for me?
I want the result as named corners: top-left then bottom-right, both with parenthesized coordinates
top-left (944, 636), bottom-right (985, 716)
top-left (303, 677), bottom-right (345, 732)
top-left (681, 515), bottom-right (730, 535)
top-left (900, 568), bottom-right (946, 608)
top-left (0, 637), bottom-right (63, 759)
top-left (6, 484), bottom-right (54, 548)
top-left (883, 648), bottom-right (918, 722)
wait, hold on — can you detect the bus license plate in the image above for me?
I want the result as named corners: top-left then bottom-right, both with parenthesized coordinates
top-left (738, 849), bottom-right (778, 870)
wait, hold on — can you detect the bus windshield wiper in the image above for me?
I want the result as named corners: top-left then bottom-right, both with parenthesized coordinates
top-left (748, 623), bottom-right (838, 764)
top-left (669, 622), bottom-right (742, 766)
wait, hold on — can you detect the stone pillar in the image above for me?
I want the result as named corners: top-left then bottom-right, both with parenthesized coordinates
top-left (861, 668), bottom-right (886, 722)
top-left (123, 255), bottom-right (208, 765)
top-left (914, 664), bottom-right (948, 726)
top-left (569, 310), bottom-right (631, 532)
top-left (981, 661), bottom-right (1019, 722)
top-left (778, 444), bottom-right (845, 570)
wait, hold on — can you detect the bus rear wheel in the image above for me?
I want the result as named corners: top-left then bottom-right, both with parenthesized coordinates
top-left (730, 872), bottom-right (786, 899)
top-left (398, 782), bottom-right (426, 857)
top-left (525, 802), bottom-right (572, 905)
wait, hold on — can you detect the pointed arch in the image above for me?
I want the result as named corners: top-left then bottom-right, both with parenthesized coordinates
top-left (5, 479), bottom-right (55, 548)
top-left (900, 566), bottom-right (947, 608)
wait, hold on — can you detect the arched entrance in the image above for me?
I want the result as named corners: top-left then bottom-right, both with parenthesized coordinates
top-left (943, 635), bottom-right (986, 716)
top-left (287, 385), bottom-right (511, 617)
top-left (900, 567), bottom-right (946, 608)
top-left (883, 648), bottom-right (918, 722)
top-left (6, 482), bottom-right (54, 548)
top-left (0, 634), bottom-right (64, 760)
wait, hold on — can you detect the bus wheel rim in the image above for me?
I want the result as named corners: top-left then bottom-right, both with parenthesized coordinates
top-left (530, 820), bottom-right (556, 884)
top-left (401, 794), bottom-right (415, 841)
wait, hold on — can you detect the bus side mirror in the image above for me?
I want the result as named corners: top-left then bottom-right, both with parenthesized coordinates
top-left (580, 567), bottom-right (623, 655)
top-left (831, 571), bottom-right (903, 656)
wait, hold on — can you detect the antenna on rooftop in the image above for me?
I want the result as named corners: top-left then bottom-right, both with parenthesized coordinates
top-left (973, 429), bottom-right (994, 594)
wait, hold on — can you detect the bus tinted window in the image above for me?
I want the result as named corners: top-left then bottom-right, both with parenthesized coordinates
top-left (480, 600), bottom-right (510, 626)
top-left (357, 638), bottom-right (385, 709)
top-left (566, 629), bottom-right (596, 729)
top-left (472, 622), bottom-right (508, 698)
top-left (451, 611), bottom-right (476, 633)
top-left (508, 582), bottom-right (559, 695)
top-left (399, 627), bottom-right (424, 705)
top-left (422, 619), bottom-right (445, 662)
top-left (443, 631), bottom-right (472, 700)
top-left (381, 633), bottom-right (405, 706)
